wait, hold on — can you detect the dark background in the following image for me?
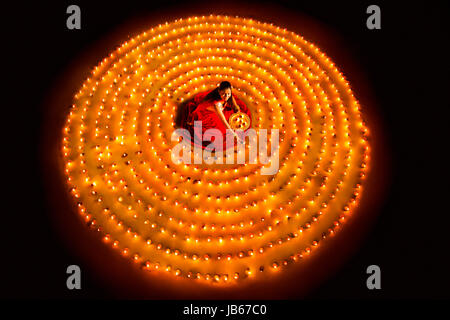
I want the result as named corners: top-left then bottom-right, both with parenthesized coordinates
top-left (2, 0), bottom-right (449, 301)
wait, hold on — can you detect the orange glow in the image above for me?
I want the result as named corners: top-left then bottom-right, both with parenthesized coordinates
top-left (61, 15), bottom-right (370, 285)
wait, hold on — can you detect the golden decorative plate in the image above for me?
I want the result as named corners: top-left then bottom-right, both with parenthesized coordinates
top-left (229, 112), bottom-right (251, 130)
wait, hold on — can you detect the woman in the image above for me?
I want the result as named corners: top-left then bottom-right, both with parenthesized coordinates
top-left (185, 81), bottom-right (252, 150)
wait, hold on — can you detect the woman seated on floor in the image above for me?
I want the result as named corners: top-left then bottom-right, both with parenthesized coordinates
top-left (182, 81), bottom-right (252, 150)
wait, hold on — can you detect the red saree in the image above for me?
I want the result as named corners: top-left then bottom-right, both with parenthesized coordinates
top-left (183, 89), bottom-right (252, 151)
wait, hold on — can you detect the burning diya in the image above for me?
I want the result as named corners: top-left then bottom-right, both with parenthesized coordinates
top-left (61, 15), bottom-right (370, 286)
top-left (229, 112), bottom-right (251, 131)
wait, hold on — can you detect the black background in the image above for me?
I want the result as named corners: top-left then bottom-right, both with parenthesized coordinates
top-left (2, 0), bottom-right (449, 302)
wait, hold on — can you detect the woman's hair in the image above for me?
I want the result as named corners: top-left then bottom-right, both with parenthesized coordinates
top-left (204, 81), bottom-right (232, 103)
top-left (219, 81), bottom-right (232, 91)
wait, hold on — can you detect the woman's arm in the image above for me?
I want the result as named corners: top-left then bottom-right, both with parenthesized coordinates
top-left (215, 102), bottom-right (234, 131)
